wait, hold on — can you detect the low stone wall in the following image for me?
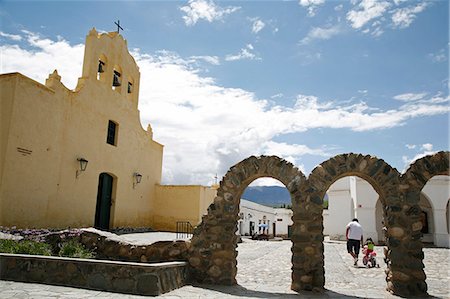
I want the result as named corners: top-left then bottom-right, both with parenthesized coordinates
top-left (0, 253), bottom-right (188, 296)
top-left (79, 230), bottom-right (190, 263)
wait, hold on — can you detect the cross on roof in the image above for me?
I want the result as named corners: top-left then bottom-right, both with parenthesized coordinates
top-left (114, 20), bottom-right (123, 33)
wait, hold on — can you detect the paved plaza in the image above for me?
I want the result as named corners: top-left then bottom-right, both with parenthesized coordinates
top-left (0, 237), bottom-right (448, 298)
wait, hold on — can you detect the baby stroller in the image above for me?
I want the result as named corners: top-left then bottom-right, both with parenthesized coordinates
top-left (362, 245), bottom-right (379, 268)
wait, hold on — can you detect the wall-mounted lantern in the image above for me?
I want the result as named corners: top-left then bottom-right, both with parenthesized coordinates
top-left (133, 172), bottom-right (142, 188)
top-left (76, 158), bottom-right (88, 178)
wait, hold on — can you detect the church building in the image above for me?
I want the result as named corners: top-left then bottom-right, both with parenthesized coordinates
top-left (0, 28), bottom-right (216, 231)
top-left (324, 176), bottom-right (450, 248)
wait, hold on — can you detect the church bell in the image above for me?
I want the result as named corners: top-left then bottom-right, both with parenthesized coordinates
top-left (98, 61), bottom-right (105, 73)
top-left (113, 71), bottom-right (121, 86)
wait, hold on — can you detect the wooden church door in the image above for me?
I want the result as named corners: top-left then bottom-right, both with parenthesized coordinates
top-left (95, 173), bottom-right (113, 230)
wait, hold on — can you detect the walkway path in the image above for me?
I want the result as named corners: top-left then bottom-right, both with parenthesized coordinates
top-left (1, 238), bottom-right (448, 298)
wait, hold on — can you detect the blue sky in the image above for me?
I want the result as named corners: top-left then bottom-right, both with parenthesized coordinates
top-left (1, 0), bottom-right (448, 186)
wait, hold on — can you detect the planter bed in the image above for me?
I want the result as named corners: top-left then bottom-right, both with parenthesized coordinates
top-left (0, 253), bottom-right (188, 296)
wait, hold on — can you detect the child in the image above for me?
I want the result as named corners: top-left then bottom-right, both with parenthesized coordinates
top-left (364, 237), bottom-right (375, 258)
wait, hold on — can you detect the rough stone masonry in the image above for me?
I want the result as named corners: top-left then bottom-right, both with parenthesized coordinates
top-left (188, 151), bottom-right (449, 297)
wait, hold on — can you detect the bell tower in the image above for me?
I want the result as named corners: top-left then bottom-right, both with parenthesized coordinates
top-left (78, 28), bottom-right (140, 108)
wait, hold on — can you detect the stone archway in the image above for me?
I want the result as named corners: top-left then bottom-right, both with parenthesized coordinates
top-left (307, 153), bottom-right (401, 293)
top-left (188, 156), bottom-right (307, 287)
top-left (398, 151), bottom-right (450, 296)
top-left (188, 152), bottom-right (449, 297)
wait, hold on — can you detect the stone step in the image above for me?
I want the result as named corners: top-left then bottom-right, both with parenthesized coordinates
top-left (0, 253), bottom-right (189, 296)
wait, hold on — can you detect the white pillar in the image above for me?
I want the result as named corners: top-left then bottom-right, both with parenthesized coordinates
top-left (433, 208), bottom-right (449, 247)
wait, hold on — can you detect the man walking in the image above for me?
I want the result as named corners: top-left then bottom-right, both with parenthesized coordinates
top-left (346, 218), bottom-right (363, 266)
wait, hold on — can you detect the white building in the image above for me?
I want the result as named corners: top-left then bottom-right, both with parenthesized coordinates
top-left (324, 176), bottom-right (450, 248)
top-left (238, 199), bottom-right (293, 238)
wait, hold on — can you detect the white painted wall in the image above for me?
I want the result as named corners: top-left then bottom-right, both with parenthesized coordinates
top-left (323, 175), bottom-right (450, 248)
top-left (354, 177), bottom-right (379, 243)
top-left (323, 177), bottom-right (353, 240)
top-left (238, 199), bottom-right (292, 237)
top-left (422, 175), bottom-right (450, 247)
top-left (274, 208), bottom-right (293, 235)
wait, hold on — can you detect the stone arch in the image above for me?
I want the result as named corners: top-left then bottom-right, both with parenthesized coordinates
top-left (188, 152), bottom-right (448, 296)
top-left (306, 153), bottom-right (401, 292)
top-left (188, 155), bottom-right (306, 287)
top-left (403, 151), bottom-right (450, 192)
top-left (395, 151), bottom-right (450, 296)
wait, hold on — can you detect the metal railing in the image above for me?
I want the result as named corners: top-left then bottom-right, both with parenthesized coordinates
top-left (176, 221), bottom-right (194, 239)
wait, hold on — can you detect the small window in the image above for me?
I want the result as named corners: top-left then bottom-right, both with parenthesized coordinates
top-left (112, 70), bottom-right (121, 87)
top-left (107, 120), bottom-right (117, 145)
top-left (128, 82), bottom-right (133, 93)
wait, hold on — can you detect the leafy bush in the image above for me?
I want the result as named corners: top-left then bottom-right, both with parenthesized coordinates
top-left (58, 239), bottom-right (94, 259)
top-left (0, 239), bottom-right (52, 256)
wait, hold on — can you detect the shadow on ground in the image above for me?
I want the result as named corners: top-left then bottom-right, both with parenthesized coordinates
top-left (192, 284), bottom-right (366, 298)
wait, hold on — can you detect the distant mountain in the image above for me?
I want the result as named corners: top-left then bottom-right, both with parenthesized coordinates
top-left (242, 186), bottom-right (291, 207)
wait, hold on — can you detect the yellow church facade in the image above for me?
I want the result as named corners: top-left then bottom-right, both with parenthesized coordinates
top-left (0, 29), bottom-right (215, 230)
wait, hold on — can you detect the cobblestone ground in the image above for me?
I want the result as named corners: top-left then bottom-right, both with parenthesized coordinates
top-left (0, 239), bottom-right (448, 298)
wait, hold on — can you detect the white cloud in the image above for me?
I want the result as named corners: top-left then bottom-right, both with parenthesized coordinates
top-left (271, 93), bottom-right (284, 99)
top-left (391, 2), bottom-right (429, 29)
top-left (189, 55), bottom-right (220, 65)
top-left (421, 143), bottom-right (433, 151)
top-left (262, 141), bottom-right (328, 158)
top-left (393, 92), bottom-right (427, 102)
top-left (393, 0), bottom-right (408, 5)
top-left (300, 25), bottom-right (341, 44)
top-left (299, 0), bottom-right (325, 17)
top-left (249, 178), bottom-right (285, 187)
top-left (298, 50), bottom-right (323, 65)
top-left (346, 1), bottom-right (430, 35)
top-left (347, 0), bottom-right (390, 29)
top-left (427, 93), bottom-right (449, 104)
top-left (251, 18), bottom-right (266, 34)
top-left (405, 144), bottom-right (416, 149)
top-left (371, 25), bottom-right (384, 37)
top-left (180, 0), bottom-right (240, 26)
top-left (225, 44), bottom-right (260, 61)
top-left (428, 49), bottom-right (447, 63)
top-left (335, 4), bottom-right (344, 11)
top-left (0, 30), bottom-right (84, 89)
top-left (0, 31), bottom-right (22, 41)
top-left (2, 31), bottom-right (449, 184)
top-left (402, 144), bottom-right (436, 172)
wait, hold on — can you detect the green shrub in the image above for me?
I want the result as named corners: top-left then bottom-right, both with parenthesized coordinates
top-left (0, 239), bottom-right (52, 256)
top-left (58, 239), bottom-right (93, 259)
top-left (0, 238), bottom-right (93, 259)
